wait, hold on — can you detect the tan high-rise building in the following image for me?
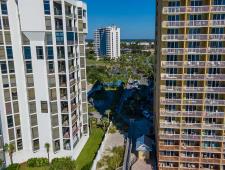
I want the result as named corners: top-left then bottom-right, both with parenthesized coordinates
top-left (155, 0), bottom-right (225, 169)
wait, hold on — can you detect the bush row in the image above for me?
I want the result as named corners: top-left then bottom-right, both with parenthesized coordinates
top-left (27, 157), bottom-right (49, 167)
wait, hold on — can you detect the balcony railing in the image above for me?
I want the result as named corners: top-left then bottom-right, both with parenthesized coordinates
top-left (162, 5), bottom-right (225, 14)
top-left (202, 123), bottom-right (224, 130)
top-left (160, 110), bottom-right (225, 118)
top-left (201, 158), bottom-right (221, 164)
top-left (161, 74), bottom-right (225, 81)
top-left (162, 20), bottom-right (225, 28)
top-left (180, 157), bottom-right (200, 163)
top-left (159, 134), bottom-right (180, 140)
top-left (181, 135), bottom-right (201, 141)
top-left (162, 48), bottom-right (225, 55)
top-left (162, 34), bottom-right (225, 42)
top-left (181, 123), bottom-right (202, 129)
top-left (202, 135), bottom-right (223, 141)
top-left (159, 145), bottom-right (179, 150)
top-left (160, 122), bottom-right (180, 128)
top-left (161, 85), bottom-right (225, 93)
top-left (159, 156), bottom-right (179, 162)
top-left (181, 146), bottom-right (201, 152)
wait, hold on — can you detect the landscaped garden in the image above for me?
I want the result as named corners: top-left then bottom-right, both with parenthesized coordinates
top-left (4, 126), bottom-right (106, 170)
top-left (75, 127), bottom-right (105, 170)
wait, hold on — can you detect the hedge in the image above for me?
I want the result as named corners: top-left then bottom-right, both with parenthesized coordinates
top-left (27, 158), bottom-right (49, 167)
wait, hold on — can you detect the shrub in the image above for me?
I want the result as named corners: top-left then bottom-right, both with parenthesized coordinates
top-left (109, 125), bottom-right (117, 134)
top-left (27, 158), bottom-right (48, 167)
top-left (50, 157), bottom-right (76, 170)
top-left (6, 163), bottom-right (20, 170)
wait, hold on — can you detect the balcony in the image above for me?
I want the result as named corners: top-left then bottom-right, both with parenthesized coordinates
top-left (181, 123), bottom-right (201, 129)
top-left (181, 135), bottom-right (201, 141)
top-left (160, 98), bottom-right (181, 105)
top-left (161, 74), bottom-right (225, 81)
top-left (160, 98), bottom-right (203, 105)
top-left (162, 48), bottom-right (225, 55)
top-left (162, 61), bottom-right (225, 68)
top-left (159, 145), bottom-right (179, 151)
top-left (201, 158), bottom-right (221, 164)
top-left (204, 112), bottom-right (224, 118)
top-left (202, 135), bottom-right (223, 141)
top-left (181, 146), bottom-right (200, 152)
top-left (159, 156), bottom-right (179, 162)
top-left (205, 99), bottom-right (225, 106)
top-left (202, 123), bottom-right (224, 130)
top-left (201, 147), bottom-right (222, 153)
top-left (160, 110), bottom-right (182, 117)
top-left (162, 20), bottom-right (225, 28)
top-left (180, 157), bottom-right (200, 163)
top-left (162, 34), bottom-right (225, 42)
top-left (162, 5), bottom-right (225, 14)
top-left (159, 134), bottom-right (180, 140)
top-left (160, 122), bottom-right (180, 128)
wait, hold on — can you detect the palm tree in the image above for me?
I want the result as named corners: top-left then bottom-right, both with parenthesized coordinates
top-left (44, 143), bottom-right (50, 164)
top-left (4, 143), bottom-right (15, 165)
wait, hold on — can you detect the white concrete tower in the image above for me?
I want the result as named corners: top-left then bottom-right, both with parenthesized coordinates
top-left (94, 26), bottom-right (120, 59)
top-left (0, 0), bottom-right (89, 165)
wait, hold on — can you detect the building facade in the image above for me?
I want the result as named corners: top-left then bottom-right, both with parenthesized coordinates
top-left (0, 0), bottom-right (88, 165)
top-left (94, 26), bottom-right (120, 59)
top-left (155, 0), bottom-right (225, 169)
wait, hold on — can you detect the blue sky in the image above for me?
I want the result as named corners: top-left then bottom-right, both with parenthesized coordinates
top-left (85, 0), bottom-right (155, 39)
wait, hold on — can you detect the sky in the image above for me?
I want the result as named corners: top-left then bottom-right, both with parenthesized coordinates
top-left (84, 0), bottom-right (155, 40)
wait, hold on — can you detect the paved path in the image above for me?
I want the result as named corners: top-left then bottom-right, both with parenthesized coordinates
top-left (132, 159), bottom-right (152, 170)
top-left (104, 132), bottom-right (125, 151)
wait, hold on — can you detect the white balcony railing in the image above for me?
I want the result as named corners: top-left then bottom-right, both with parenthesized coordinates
top-left (162, 20), bottom-right (225, 28)
top-left (162, 48), bottom-right (225, 55)
top-left (162, 34), bottom-right (225, 41)
top-left (163, 5), bottom-right (225, 14)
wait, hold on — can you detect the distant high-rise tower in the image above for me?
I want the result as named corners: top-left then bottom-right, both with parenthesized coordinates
top-left (94, 26), bottom-right (121, 59)
top-left (0, 0), bottom-right (89, 165)
top-left (155, 0), bottom-right (225, 169)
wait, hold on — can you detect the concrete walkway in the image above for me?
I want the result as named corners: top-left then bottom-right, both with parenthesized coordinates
top-left (132, 159), bottom-right (152, 170)
top-left (104, 132), bottom-right (125, 151)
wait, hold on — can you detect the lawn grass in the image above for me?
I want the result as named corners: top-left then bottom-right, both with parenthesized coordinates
top-left (19, 163), bottom-right (49, 170)
top-left (75, 127), bottom-right (105, 170)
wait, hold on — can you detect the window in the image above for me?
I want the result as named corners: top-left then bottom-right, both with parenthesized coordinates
top-left (29, 101), bottom-right (36, 113)
top-left (2, 75), bottom-right (9, 88)
top-left (13, 101), bottom-right (19, 113)
top-left (6, 46), bottom-right (13, 59)
top-left (2, 16), bottom-right (9, 29)
top-left (7, 116), bottom-right (13, 128)
top-left (14, 114), bottom-right (20, 127)
top-left (51, 115), bottom-right (58, 127)
top-left (46, 47), bottom-right (54, 59)
top-left (214, 0), bottom-right (225, 5)
top-left (33, 139), bottom-right (40, 151)
top-left (55, 32), bottom-right (64, 45)
top-left (8, 61), bottom-right (15, 73)
top-left (44, 0), bottom-right (50, 15)
top-left (23, 47), bottom-right (31, 59)
top-left (45, 33), bottom-right (52, 45)
top-left (1, 2), bottom-right (7, 15)
top-left (36, 46), bottom-right (44, 59)
top-left (25, 61), bottom-right (33, 73)
top-left (0, 62), bottom-right (8, 74)
top-left (50, 102), bottom-right (58, 114)
top-left (8, 129), bottom-right (15, 141)
top-left (28, 88), bottom-right (35, 100)
top-left (190, 0), bottom-right (202, 6)
top-left (17, 139), bottom-right (23, 150)
top-left (41, 101), bottom-right (48, 113)
top-left (30, 114), bottom-right (38, 126)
